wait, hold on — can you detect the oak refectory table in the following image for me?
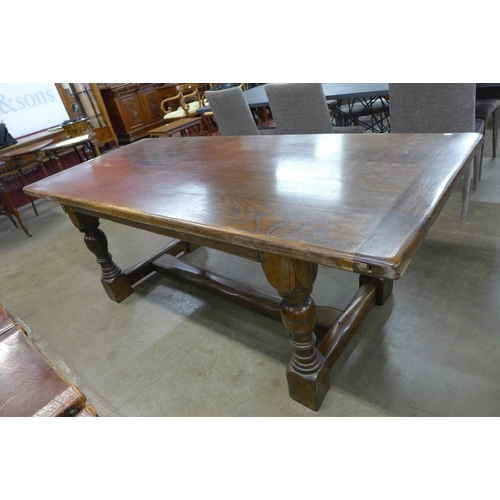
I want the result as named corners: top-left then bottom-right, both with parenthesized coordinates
top-left (24, 133), bottom-right (482, 411)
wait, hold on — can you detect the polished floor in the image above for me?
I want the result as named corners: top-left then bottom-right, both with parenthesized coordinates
top-left (1, 133), bottom-right (500, 417)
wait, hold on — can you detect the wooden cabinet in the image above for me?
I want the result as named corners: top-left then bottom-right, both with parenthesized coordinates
top-left (55, 83), bottom-right (119, 149)
top-left (98, 84), bottom-right (165, 144)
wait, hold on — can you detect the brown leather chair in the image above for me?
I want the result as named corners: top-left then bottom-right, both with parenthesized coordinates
top-left (0, 306), bottom-right (95, 417)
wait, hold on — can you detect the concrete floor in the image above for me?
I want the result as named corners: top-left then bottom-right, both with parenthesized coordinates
top-left (1, 136), bottom-right (500, 417)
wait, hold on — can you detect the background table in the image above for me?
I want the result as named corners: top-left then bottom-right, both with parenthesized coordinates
top-left (199, 83), bottom-right (390, 132)
top-left (248, 83), bottom-right (388, 107)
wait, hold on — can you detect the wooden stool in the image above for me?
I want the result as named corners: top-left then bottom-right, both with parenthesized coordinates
top-left (149, 118), bottom-right (203, 138)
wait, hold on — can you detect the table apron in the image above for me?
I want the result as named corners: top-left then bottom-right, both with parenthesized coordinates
top-left (67, 205), bottom-right (403, 279)
top-left (69, 205), bottom-right (263, 263)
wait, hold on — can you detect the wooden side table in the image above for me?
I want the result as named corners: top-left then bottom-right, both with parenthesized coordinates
top-left (42, 133), bottom-right (100, 172)
top-left (149, 118), bottom-right (203, 138)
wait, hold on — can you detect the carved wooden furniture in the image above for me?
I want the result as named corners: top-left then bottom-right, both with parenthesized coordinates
top-left (161, 84), bottom-right (215, 135)
top-left (24, 133), bottom-right (482, 411)
top-left (149, 118), bottom-right (203, 137)
top-left (98, 83), bottom-right (164, 144)
top-left (155, 83), bottom-right (181, 102)
top-left (161, 84), bottom-right (208, 124)
top-left (55, 83), bottom-right (119, 150)
top-left (0, 306), bottom-right (96, 417)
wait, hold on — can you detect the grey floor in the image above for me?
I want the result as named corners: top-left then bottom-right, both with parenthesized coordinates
top-left (1, 133), bottom-right (499, 417)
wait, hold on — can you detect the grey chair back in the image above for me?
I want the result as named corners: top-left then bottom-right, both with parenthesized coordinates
top-left (389, 83), bottom-right (476, 133)
top-left (265, 83), bottom-right (334, 134)
top-left (389, 83), bottom-right (477, 222)
top-left (206, 87), bottom-right (259, 136)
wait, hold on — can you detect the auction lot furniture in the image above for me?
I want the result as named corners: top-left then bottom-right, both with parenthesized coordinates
top-left (98, 83), bottom-right (164, 144)
top-left (1, 139), bottom-right (54, 215)
top-left (0, 306), bottom-right (96, 417)
top-left (148, 118), bottom-right (203, 137)
top-left (42, 133), bottom-right (100, 172)
top-left (24, 133), bottom-right (482, 410)
top-left (55, 83), bottom-right (119, 150)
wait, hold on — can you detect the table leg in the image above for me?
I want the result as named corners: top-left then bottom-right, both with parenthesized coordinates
top-left (46, 151), bottom-right (64, 172)
top-left (0, 186), bottom-right (31, 236)
top-left (260, 252), bottom-right (330, 411)
top-left (17, 169), bottom-right (39, 216)
top-left (81, 141), bottom-right (99, 160)
top-left (65, 207), bottom-right (134, 303)
top-left (12, 156), bottom-right (39, 215)
top-left (34, 151), bottom-right (49, 177)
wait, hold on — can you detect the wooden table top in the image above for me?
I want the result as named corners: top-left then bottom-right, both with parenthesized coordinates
top-left (24, 133), bottom-right (481, 279)
top-left (1, 139), bottom-right (53, 158)
top-left (42, 134), bottom-right (93, 151)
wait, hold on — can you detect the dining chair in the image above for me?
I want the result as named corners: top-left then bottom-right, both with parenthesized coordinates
top-left (473, 119), bottom-right (486, 189)
top-left (475, 99), bottom-right (499, 158)
top-left (388, 83), bottom-right (481, 222)
top-left (205, 86), bottom-right (259, 136)
top-left (264, 83), bottom-right (365, 135)
top-left (161, 84), bottom-right (207, 122)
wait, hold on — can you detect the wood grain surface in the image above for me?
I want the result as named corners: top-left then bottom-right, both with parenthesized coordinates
top-left (25, 133), bottom-right (482, 279)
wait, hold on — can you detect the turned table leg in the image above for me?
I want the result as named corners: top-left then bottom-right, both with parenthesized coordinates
top-left (64, 207), bottom-right (134, 303)
top-left (260, 252), bottom-right (330, 411)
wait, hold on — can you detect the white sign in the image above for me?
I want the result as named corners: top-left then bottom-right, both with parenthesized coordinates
top-left (0, 83), bottom-right (70, 139)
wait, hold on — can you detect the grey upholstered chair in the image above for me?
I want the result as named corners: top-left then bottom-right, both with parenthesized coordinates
top-left (205, 87), bottom-right (259, 136)
top-left (475, 99), bottom-right (499, 158)
top-left (264, 83), bottom-right (365, 135)
top-left (473, 119), bottom-right (486, 190)
top-left (389, 83), bottom-right (482, 222)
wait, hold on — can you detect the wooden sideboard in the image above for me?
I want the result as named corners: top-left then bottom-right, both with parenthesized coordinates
top-left (98, 83), bottom-right (166, 144)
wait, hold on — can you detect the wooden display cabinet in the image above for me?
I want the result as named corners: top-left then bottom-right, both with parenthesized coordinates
top-left (55, 83), bottom-right (119, 149)
top-left (97, 83), bottom-right (165, 144)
